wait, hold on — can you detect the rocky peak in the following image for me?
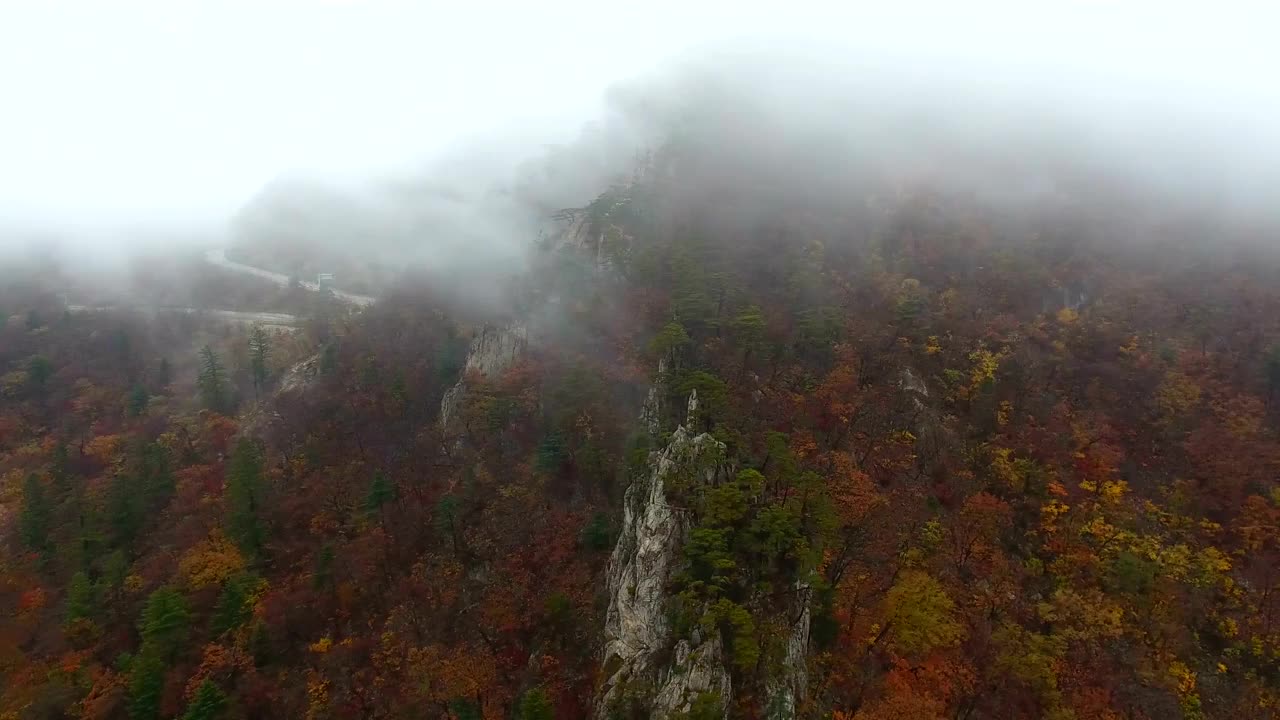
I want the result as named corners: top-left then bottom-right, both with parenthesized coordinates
top-left (596, 384), bottom-right (732, 719)
top-left (596, 364), bottom-right (817, 719)
top-left (596, 425), bottom-right (732, 718)
top-left (639, 357), bottom-right (669, 438)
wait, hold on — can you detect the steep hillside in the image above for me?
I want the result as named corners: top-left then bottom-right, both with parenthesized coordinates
top-left (4, 125), bottom-right (1280, 720)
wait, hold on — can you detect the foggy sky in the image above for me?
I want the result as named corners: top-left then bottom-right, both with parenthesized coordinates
top-left (2, 1), bottom-right (1279, 254)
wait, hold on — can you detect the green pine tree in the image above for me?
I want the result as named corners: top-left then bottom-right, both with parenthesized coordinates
top-left (107, 471), bottom-right (144, 549)
top-left (248, 325), bottom-right (270, 395)
top-left (212, 574), bottom-right (255, 636)
top-left (157, 357), bottom-right (172, 388)
top-left (536, 432), bottom-right (569, 476)
top-left (19, 473), bottom-right (50, 552)
top-left (320, 342), bottom-right (339, 374)
top-left (27, 355), bottom-right (52, 393)
top-left (113, 328), bottom-right (133, 366)
top-left (582, 512), bottom-right (612, 551)
top-left (50, 442), bottom-right (71, 494)
top-left (180, 679), bottom-right (227, 720)
top-left (247, 618), bottom-right (272, 666)
top-left (69, 506), bottom-right (102, 570)
top-left (99, 549), bottom-right (130, 601)
top-left (364, 472), bottom-right (395, 514)
top-left (448, 699), bottom-right (481, 720)
top-left (731, 305), bottom-right (767, 365)
top-left (389, 372), bottom-right (408, 413)
top-left (519, 688), bottom-right (554, 720)
top-left (107, 443), bottom-right (173, 550)
top-left (66, 570), bottom-right (95, 623)
top-left (139, 442), bottom-right (174, 506)
top-left (648, 321), bottom-right (691, 359)
top-left (197, 345), bottom-right (228, 413)
top-left (127, 652), bottom-right (166, 720)
top-left (313, 544), bottom-right (335, 591)
top-left (226, 439), bottom-right (266, 558)
top-left (1267, 345), bottom-right (1280, 409)
top-left (127, 385), bottom-right (149, 417)
top-left (139, 587), bottom-right (189, 661)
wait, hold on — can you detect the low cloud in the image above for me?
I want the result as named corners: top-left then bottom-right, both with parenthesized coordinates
top-left (3, 1), bottom-right (1278, 272)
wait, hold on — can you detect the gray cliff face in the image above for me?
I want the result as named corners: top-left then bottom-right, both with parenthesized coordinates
top-left (548, 210), bottom-right (606, 269)
top-left (549, 210), bottom-right (592, 251)
top-left (462, 323), bottom-right (528, 377)
top-left (596, 392), bottom-right (732, 719)
top-left (438, 383), bottom-right (466, 430)
top-left (550, 183), bottom-right (643, 273)
top-left (439, 323), bottom-right (528, 427)
top-left (639, 357), bottom-right (669, 438)
top-left (652, 636), bottom-right (732, 716)
top-left (240, 353), bottom-right (321, 437)
top-left (899, 366), bottom-right (929, 400)
top-left (1040, 282), bottom-right (1089, 314)
top-left (764, 582), bottom-right (812, 720)
top-left (898, 366), bottom-right (948, 473)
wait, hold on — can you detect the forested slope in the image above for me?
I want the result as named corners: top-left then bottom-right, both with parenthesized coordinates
top-left (4, 126), bottom-right (1280, 720)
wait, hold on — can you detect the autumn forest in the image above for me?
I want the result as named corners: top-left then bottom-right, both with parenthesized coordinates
top-left (5, 106), bottom-right (1280, 720)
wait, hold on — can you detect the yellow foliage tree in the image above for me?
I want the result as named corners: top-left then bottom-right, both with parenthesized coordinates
top-left (884, 571), bottom-right (964, 657)
top-left (1155, 371), bottom-right (1201, 421)
top-left (178, 532), bottom-right (246, 590)
top-left (84, 434), bottom-right (127, 469)
top-left (966, 346), bottom-right (1006, 396)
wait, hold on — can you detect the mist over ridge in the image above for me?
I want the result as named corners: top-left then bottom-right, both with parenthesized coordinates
top-left (2, 1), bottom-right (1278, 271)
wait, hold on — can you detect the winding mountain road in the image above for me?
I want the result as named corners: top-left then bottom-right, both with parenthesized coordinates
top-left (64, 248), bottom-right (375, 329)
top-left (203, 248), bottom-right (376, 307)
top-left (67, 304), bottom-right (300, 330)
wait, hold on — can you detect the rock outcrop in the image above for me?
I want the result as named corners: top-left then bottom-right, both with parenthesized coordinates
top-left (278, 354), bottom-right (322, 394)
top-left (550, 182), bottom-right (642, 273)
top-left (1040, 282), bottom-right (1089, 314)
top-left (898, 366), bottom-right (929, 400)
top-left (898, 366), bottom-right (947, 471)
top-left (596, 392), bottom-right (732, 719)
top-left (438, 384), bottom-right (465, 430)
top-left (597, 373), bottom-right (819, 719)
top-left (460, 323), bottom-right (528, 378)
top-left (639, 358), bottom-right (669, 438)
top-left (439, 323), bottom-right (528, 427)
top-left (764, 582), bottom-right (812, 719)
top-left (550, 210), bottom-right (593, 252)
top-left (651, 636), bottom-right (732, 716)
top-left (239, 353), bottom-right (321, 436)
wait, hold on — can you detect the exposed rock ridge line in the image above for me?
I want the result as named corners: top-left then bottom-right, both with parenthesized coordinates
top-left (595, 391), bottom-right (732, 719)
